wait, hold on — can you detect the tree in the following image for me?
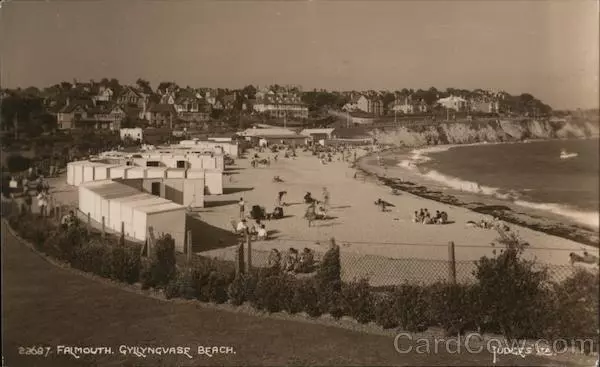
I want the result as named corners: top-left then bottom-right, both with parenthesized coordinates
top-left (136, 79), bottom-right (153, 94)
top-left (6, 154), bottom-right (32, 173)
top-left (242, 85), bottom-right (257, 99)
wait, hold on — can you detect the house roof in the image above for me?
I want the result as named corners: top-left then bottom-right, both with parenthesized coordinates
top-left (332, 127), bottom-right (372, 139)
top-left (149, 104), bottom-right (176, 113)
top-left (438, 96), bottom-right (466, 103)
top-left (60, 100), bottom-right (94, 113)
top-left (300, 128), bottom-right (335, 136)
top-left (239, 127), bottom-right (298, 137)
top-left (222, 94), bottom-right (236, 104)
top-left (252, 134), bottom-right (306, 140)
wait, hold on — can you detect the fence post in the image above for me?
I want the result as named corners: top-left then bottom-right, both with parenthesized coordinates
top-left (237, 238), bottom-right (245, 275)
top-left (87, 212), bottom-right (91, 235)
top-left (186, 230), bottom-right (192, 264)
top-left (147, 226), bottom-right (155, 256)
top-left (245, 231), bottom-right (252, 270)
top-left (448, 241), bottom-right (457, 284)
top-left (101, 216), bottom-right (106, 238)
top-left (120, 221), bottom-right (125, 246)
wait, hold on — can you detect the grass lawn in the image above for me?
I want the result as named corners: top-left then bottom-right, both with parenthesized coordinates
top-left (1, 221), bottom-right (579, 367)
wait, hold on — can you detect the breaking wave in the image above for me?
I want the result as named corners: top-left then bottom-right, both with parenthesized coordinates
top-left (396, 145), bottom-right (600, 229)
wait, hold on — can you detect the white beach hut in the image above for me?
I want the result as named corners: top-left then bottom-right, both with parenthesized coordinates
top-left (204, 169), bottom-right (224, 195)
top-left (118, 194), bottom-right (170, 239)
top-left (131, 202), bottom-right (186, 251)
top-left (108, 193), bottom-right (152, 232)
top-left (109, 165), bottom-right (132, 179)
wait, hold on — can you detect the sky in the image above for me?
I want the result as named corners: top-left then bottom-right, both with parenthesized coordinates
top-left (1, 0), bottom-right (598, 110)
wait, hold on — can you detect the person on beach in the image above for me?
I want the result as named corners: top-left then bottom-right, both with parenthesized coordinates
top-left (412, 211), bottom-right (420, 223)
top-left (283, 248), bottom-right (299, 273)
top-left (257, 224), bottom-right (268, 240)
top-left (305, 202), bottom-right (317, 227)
top-left (277, 191), bottom-right (287, 206)
top-left (236, 219), bottom-right (249, 234)
top-left (238, 198), bottom-right (245, 219)
top-left (267, 249), bottom-right (281, 268)
top-left (322, 187), bottom-right (330, 209)
top-left (37, 189), bottom-right (48, 217)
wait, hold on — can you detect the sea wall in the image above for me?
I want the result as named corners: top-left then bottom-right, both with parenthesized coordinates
top-left (372, 119), bottom-right (599, 147)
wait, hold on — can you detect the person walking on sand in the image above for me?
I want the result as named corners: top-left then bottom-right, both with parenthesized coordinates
top-left (305, 201), bottom-right (317, 228)
top-left (322, 187), bottom-right (330, 210)
top-left (238, 197), bottom-right (245, 220)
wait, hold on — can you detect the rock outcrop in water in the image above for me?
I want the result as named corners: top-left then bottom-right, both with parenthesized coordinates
top-left (372, 119), bottom-right (599, 147)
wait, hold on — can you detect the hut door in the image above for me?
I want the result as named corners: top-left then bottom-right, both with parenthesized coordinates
top-left (151, 182), bottom-right (161, 196)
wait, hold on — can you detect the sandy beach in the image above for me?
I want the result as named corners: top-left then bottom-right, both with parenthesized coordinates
top-left (194, 148), bottom-right (598, 268)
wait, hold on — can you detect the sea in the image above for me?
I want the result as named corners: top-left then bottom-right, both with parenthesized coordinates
top-left (396, 138), bottom-right (599, 229)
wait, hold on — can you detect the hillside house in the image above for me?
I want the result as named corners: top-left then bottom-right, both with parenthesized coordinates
top-left (148, 104), bottom-right (177, 127)
top-left (252, 90), bottom-right (308, 119)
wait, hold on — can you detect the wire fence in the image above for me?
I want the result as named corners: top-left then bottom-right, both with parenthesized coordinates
top-left (3, 193), bottom-right (595, 287)
top-left (199, 242), bottom-right (590, 287)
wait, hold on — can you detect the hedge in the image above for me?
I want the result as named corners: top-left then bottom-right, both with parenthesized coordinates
top-left (5, 210), bottom-right (599, 348)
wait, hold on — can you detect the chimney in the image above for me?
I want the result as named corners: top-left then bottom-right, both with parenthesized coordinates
top-left (66, 97), bottom-right (71, 107)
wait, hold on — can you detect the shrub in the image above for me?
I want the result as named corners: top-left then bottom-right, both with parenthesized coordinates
top-left (252, 273), bottom-right (293, 313)
top-left (341, 279), bottom-right (374, 324)
top-left (315, 241), bottom-right (342, 315)
top-left (165, 268), bottom-right (196, 300)
top-left (141, 234), bottom-right (176, 289)
top-left (109, 243), bottom-right (142, 284)
top-left (373, 293), bottom-right (399, 329)
top-left (474, 230), bottom-right (554, 339)
top-left (71, 239), bottom-right (112, 278)
top-left (391, 284), bottom-right (430, 332)
top-left (292, 278), bottom-right (322, 318)
top-left (549, 269), bottom-right (600, 352)
top-left (228, 273), bottom-right (258, 306)
top-left (201, 270), bottom-right (230, 304)
top-left (428, 282), bottom-right (479, 336)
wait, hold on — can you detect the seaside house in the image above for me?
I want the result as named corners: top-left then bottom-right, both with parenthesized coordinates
top-left (118, 87), bottom-right (148, 108)
top-left (57, 99), bottom-right (125, 130)
top-left (300, 128), bottom-right (335, 145)
top-left (148, 104), bottom-right (177, 128)
top-left (222, 93), bottom-right (238, 111)
top-left (437, 95), bottom-right (468, 112)
top-left (120, 128), bottom-right (143, 142)
top-left (94, 86), bottom-right (114, 102)
top-left (356, 95), bottom-right (384, 116)
top-left (238, 127), bottom-right (305, 146)
top-left (175, 95), bottom-right (211, 125)
top-left (469, 97), bottom-right (500, 114)
top-left (252, 89), bottom-right (309, 119)
top-left (342, 94), bottom-right (361, 112)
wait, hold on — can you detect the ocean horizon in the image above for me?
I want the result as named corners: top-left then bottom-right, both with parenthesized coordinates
top-left (395, 138), bottom-right (599, 229)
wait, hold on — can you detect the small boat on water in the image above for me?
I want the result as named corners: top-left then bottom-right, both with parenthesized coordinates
top-left (560, 149), bottom-right (578, 159)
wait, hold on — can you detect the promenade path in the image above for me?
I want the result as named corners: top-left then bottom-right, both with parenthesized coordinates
top-left (0, 223), bottom-right (581, 367)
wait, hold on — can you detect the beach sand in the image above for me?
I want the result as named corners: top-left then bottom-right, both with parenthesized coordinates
top-left (197, 149), bottom-right (598, 267)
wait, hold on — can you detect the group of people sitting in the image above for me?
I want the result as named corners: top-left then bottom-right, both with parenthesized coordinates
top-left (267, 247), bottom-right (316, 274)
top-left (235, 218), bottom-right (269, 240)
top-left (412, 208), bottom-right (449, 224)
top-left (466, 217), bottom-right (509, 231)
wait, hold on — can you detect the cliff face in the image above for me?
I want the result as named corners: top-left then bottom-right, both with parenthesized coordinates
top-left (372, 119), bottom-right (599, 147)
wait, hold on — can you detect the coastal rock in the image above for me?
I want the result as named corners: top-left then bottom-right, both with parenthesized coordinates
top-left (372, 119), bottom-right (596, 147)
